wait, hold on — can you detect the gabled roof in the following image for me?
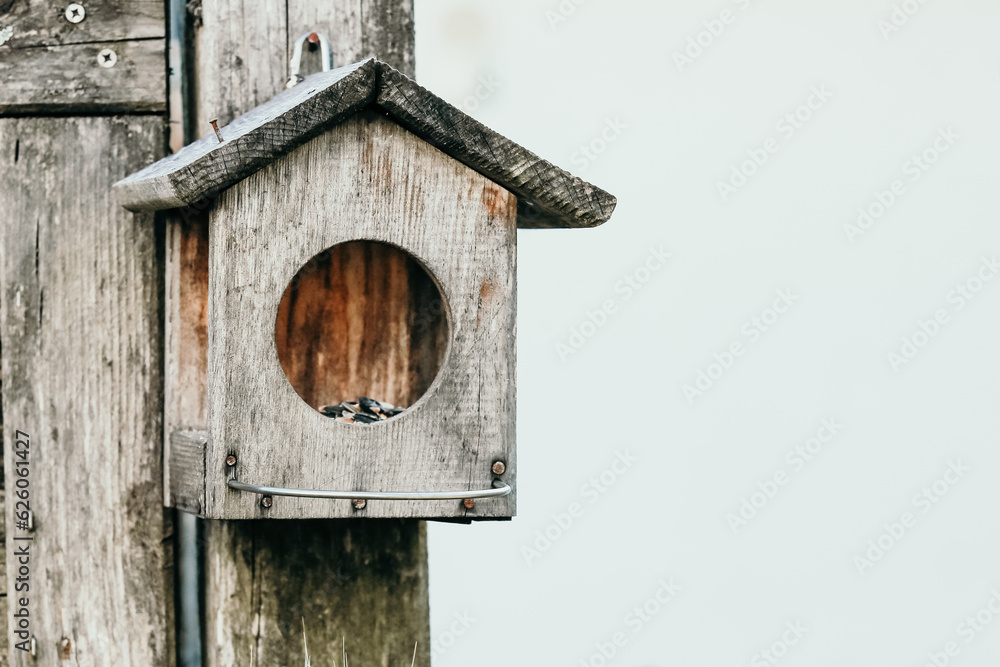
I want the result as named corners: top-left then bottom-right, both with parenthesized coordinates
top-left (114, 58), bottom-right (616, 229)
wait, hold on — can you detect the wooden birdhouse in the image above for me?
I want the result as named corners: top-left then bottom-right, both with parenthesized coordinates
top-left (114, 58), bottom-right (616, 520)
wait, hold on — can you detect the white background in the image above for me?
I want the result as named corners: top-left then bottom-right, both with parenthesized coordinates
top-left (416, 1), bottom-right (1000, 665)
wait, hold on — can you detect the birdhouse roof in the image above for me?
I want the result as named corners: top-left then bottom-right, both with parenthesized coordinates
top-left (114, 58), bottom-right (616, 229)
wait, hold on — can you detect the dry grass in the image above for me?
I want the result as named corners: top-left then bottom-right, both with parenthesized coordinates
top-left (247, 618), bottom-right (418, 667)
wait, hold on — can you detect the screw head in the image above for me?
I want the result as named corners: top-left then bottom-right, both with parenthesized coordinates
top-left (225, 454), bottom-right (237, 467)
top-left (65, 3), bottom-right (86, 23)
top-left (492, 461), bottom-right (506, 475)
top-left (260, 495), bottom-right (273, 509)
top-left (463, 498), bottom-right (476, 510)
top-left (352, 498), bottom-right (367, 510)
top-left (97, 48), bottom-right (117, 68)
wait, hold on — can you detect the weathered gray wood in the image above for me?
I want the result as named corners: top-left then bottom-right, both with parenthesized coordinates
top-left (190, 0), bottom-right (289, 132)
top-left (0, 310), bottom-right (4, 664)
top-left (117, 58), bottom-right (378, 210)
top-left (204, 111), bottom-right (516, 520)
top-left (0, 490), bottom-right (6, 665)
top-left (163, 214), bottom-right (209, 507)
top-left (191, 3), bottom-right (431, 665)
top-left (0, 39), bottom-right (167, 114)
top-left (203, 519), bottom-right (429, 667)
top-left (113, 59), bottom-right (617, 229)
top-left (0, 0), bottom-right (163, 48)
top-left (169, 430), bottom-right (207, 515)
top-left (288, 0), bottom-right (415, 78)
top-left (0, 117), bottom-right (174, 665)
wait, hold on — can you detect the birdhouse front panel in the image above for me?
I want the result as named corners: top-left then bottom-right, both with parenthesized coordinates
top-left (205, 111), bottom-right (517, 519)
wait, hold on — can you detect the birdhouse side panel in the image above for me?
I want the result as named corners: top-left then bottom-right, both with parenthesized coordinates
top-left (204, 111), bottom-right (517, 519)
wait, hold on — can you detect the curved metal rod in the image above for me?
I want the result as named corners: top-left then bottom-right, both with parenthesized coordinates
top-left (287, 31), bottom-right (332, 88)
top-left (228, 478), bottom-right (511, 501)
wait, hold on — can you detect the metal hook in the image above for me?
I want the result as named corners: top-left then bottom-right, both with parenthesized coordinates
top-left (287, 31), bottom-right (332, 88)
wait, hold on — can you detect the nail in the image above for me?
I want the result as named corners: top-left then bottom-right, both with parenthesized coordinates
top-left (210, 119), bottom-right (224, 143)
top-left (352, 499), bottom-right (367, 510)
top-left (225, 454), bottom-right (237, 467)
top-left (492, 461), bottom-right (506, 475)
top-left (463, 498), bottom-right (475, 509)
top-left (260, 495), bottom-right (273, 509)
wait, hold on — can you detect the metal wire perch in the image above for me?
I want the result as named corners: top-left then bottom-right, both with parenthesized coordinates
top-left (228, 477), bottom-right (512, 501)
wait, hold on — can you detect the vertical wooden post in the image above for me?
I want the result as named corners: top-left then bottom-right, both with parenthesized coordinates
top-left (0, 6), bottom-right (174, 664)
top-left (187, 2), bottom-right (430, 665)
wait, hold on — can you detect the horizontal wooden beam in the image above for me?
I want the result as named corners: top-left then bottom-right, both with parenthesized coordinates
top-left (0, 39), bottom-right (166, 114)
top-left (0, 0), bottom-right (164, 48)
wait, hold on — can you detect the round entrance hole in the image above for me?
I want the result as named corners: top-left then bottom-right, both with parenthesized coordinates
top-left (275, 240), bottom-right (450, 423)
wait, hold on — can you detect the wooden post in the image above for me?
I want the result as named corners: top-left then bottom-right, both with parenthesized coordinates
top-left (0, 4), bottom-right (174, 664)
top-left (185, 2), bottom-right (431, 665)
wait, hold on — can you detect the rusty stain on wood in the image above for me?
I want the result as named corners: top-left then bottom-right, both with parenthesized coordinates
top-left (275, 240), bottom-right (447, 411)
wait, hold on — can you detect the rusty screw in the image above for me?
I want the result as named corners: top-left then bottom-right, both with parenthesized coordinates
top-left (492, 461), bottom-right (506, 475)
top-left (210, 119), bottom-right (224, 143)
top-left (260, 495), bottom-right (273, 509)
top-left (352, 499), bottom-right (366, 510)
top-left (463, 498), bottom-right (475, 510)
top-left (225, 454), bottom-right (237, 467)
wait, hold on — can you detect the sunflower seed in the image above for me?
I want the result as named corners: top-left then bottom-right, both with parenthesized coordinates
top-left (321, 396), bottom-right (407, 424)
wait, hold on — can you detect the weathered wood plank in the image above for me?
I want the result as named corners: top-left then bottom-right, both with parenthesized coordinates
top-left (0, 117), bottom-right (173, 666)
top-left (0, 38), bottom-right (167, 114)
top-left (206, 112), bottom-right (516, 520)
top-left (288, 0), bottom-right (415, 78)
top-left (192, 4), bottom-right (430, 665)
top-left (113, 59), bottom-right (617, 228)
top-left (163, 213), bottom-right (209, 507)
top-left (0, 490), bottom-right (6, 665)
top-left (203, 519), bottom-right (429, 667)
top-left (190, 0), bottom-right (288, 131)
top-left (0, 0), bottom-right (163, 48)
top-left (117, 59), bottom-right (378, 210)
top-left (0, 299), bottom-right (5, 664)
top-left (169, 430), bottom-right (206, 515)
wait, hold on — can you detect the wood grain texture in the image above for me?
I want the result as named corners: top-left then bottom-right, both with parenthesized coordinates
top-left (118, 59), bottom-right (378, 210)
top-left (206, 111), bottom-right (516, 520)
top-left (190, 0), bottom-right (288, 131)
top-left (203, 519), bottom-right (430, 667)
top-left (0, 0), bottom-right (163, 48)
top-left (288, 0), bottom-right (415, 78)
top-left (0, 491), bottom-right (6, 665)
top-left (0, 301), bottom-right (3, 665)
top-left (113, 59), bottom-right (617, 229)
top-left (0, 117), bottom-right (173, 665)
top-left (192, 4), bottom-right (431, 665)
top-left (169, 430), bottom-right (207, 515)
top-left (0, 39), bottom-right (166, 114)
top-left (163, 214), bottom-right (209, 506)
top-left (275, 240), bottom-right (448, 411)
